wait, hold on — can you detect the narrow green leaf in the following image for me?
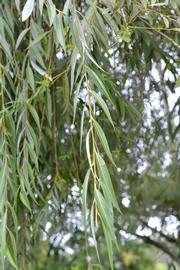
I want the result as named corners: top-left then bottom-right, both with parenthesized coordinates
top-left (119, 97), bottom-right (125, 121)
top-left (30, 45), bottom-right (46, 69)
top-left (86, 51), bottom-right (104, 72)
top-left (7, 202), bottom-right (18, 237)
top-left (96, 153), bottom-right (121, 213)
top-left (19, 191), bottom-right (31, 212)
top-left (46, 91), bottom-right (52, 126)
top-left (70, 49), bottom-right (78, 92)
top-left (90, 90), bottom-right (114, 126)
top-left (0, 35), bottom-right (12, 58)
top-left (75, 62), bottom-right (83, 84)
top-left (82, 169), bottom-right (91, 221)
top-left (6, 229), bottom-right (18, 269)
top-left (27, 143), bottom-right (39, 169)
top-left (95, 9), bottom-right (109, 42)
top-left (15, 28), bottom-right (29, 50)
top-left (28, 104), bottom-right (40, 129)
top-left (86, 129), bottom-right (93, 172)
top-left (102, 9), bottom-right (119, 34)
top-left (28, 31), bottom-right (48, 49)
top-left (73, 76), bottom-right (84, 123)
top-left (63, 0), bottom-right (71, 15)
top-left (87, 67), bottom-right (110, 100)
top-left (0, 162), bottom-right (7, 207)
top-left (90, 203), bottom-right (101, 263)
top-left (70, 18), bottom-right (82, 54)
top-left (126, 103), bottom-right (141, 119)
top-left (39, 0), bottom-right (45, 15)
top-left (53, 14), bottom-right (66, 52)
top-left (22, 170), bottom-right (37, 203)
top-left (26, 65), bottom-right (35, 92)
top-left (94, 120), bottom-right (115, 166)
top-left (15, 0), bottom-right (20, 11)
top-left (6, 249), bottom-right (18, 270)
top-left (63, 72), bottom-right (70, 113)
top-left (94, 188), bottom-right (115, 240)
top-left (6, 113), bottom-right (16, 147)
top-left (75, 14), bottom-right (88, 50)
top-left (1, 209), bottom-right (7, 256)
top-left (27, 164), bottom-right (43, 201)
top-left (27, 122), bottom-right (38, 150)
top-left (162, 16), bottom-right (169, 28)
top-left (46, 0), bottom-right (56, 26)
top-left (22, 0), bottom-right (35, 22)
top-left (80, 105), bottom-right (86, 154)
top-left (31, 61), bottom-right (52, 81)
top-left (102, 221), bottom-right (114, 270)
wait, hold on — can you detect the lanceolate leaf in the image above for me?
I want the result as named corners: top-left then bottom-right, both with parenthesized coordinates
top-left (27, 143), bottom-right (39, 169)
top-left (15, 28), bottom-right (29, 50)
top-left (26, 65), bottom-right (35, 92)
top-left (6, 229), bottom-right (18, 270)
top-left (1, 208), bottom-right (7, 267)
top-left (102, 221), bottom-right (114, 270)
top-left (70, 17), bottom-right (83, 54)
top-left (22, 0), bottom-right (35, 22)
top-left (15, 0), bottom-right (20, 11)
top-left (0, 162), bottom-right (7, 210)
top-left (90, 203), bottom-right (101, 263)
top-left (6, 249), bottom-right (18, 270)
top-left (86, 129), bottom-right (93, 172)
top-left (96, 153), bottom-right (121, 213)
top-left (80, 105), bottom-right (86, 154)
top-left (39, 0), bottom-right (45, 15)
top-left (28, 104), bottom-right (40, 129)
top-left (82, 169), bottom-right (91, 221)
top-left (30, 61), bottom-right (46, 76)
top-left (70, 48), bottom-right (78, 92)
top-left (53, 14), bottom-right (66, 51)
top-left (87, 67), bottom-right (111, 101)
top-left (7, 202), bottom-right (18, 238)
top-left (19, 191), bottom-right (31, 212)
top-left (28, 32), bottom-right (49, 49)
top-left (93, 120), bottom-right (115, 166)
top-left (46, 0), bottom-right (56, 26)
top-left (90, 90), bottom-right (114, 126)
top-left (0, 35), bottom-right (12, 58)
top-left (94, 188), bottom-right (115, 241)
top-left (73, 76), bottom-right (84, 123)
top-left (85, 51), bottom-right (104, 71)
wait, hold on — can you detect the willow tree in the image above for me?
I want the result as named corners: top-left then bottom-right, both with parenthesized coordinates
top-left (0, 0), bottom-right (179, 269)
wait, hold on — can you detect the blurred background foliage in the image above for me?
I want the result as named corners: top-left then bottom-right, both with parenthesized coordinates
top-left (0, 0), bottom-right (179, 269)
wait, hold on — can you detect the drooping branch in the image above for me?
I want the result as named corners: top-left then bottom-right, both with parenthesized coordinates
top-left (134, 233), bottom-right (179, 262)
top-left (140, 219), bottom-right (178, 245)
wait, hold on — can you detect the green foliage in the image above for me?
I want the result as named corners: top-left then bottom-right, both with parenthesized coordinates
top-left (0, 0), bottom-right (179, 269)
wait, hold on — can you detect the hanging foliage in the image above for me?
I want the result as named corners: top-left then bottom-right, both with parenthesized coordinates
top-left (0, 0), bottom-right (179, 269)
